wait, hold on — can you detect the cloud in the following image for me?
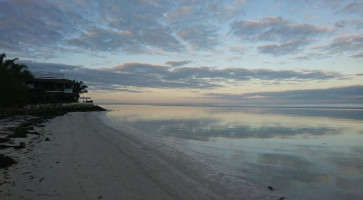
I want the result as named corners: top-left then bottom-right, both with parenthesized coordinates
top-left (335, 19), bottom-right (363, 29)
top-left (207, 85), bottom-right (363, 104)
top-left (231, 17), bottom-right (333, 42)
top-left (0, 0), bottom-right (250, 57)
top-left (231, 17), bottom-right (333, 56)
top-left (68, 28), bottom-right (143, 53)
top-left (68, 26), bottom-right (184, 54)
top-left (0, 0), bottom-right (88, 57)
top-left (22, 61), bottom-right (344, 91)
top-left (163, 67), bottom-right (342, 84)
top-left (336, 1), bottom-right (363, 16)
top-left (205, 2), bottom-right (245, 19)
top-left (165, 60), bottom-right (192, 67)
top-left (178, 26), bottom-right (219, 50)
top-left (258, 40), bottom-right (310, 56)
top-left (163, 1), bottom-right (246, 50)
top-left (229, 46), bottom-right (248, 54)
top-left (351, 52), bottom-right (363, 58)
top-left (294, 52), bottom-right (329, 60)
top-left (139, 27), bottom-right (184, 52)
top-left (165, 1), bottom-right (245, 24)
top-left (164, 5), bottom-right (193, 19)
top-left (0, 0), bottom-right (184, 56)
top-left (313, 34), bottom-right (363, 54)
top-left (24, 61), bottom-right (218, 90)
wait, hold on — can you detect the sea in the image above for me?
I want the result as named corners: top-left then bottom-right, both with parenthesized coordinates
top-left (101, 104), bottom-right (363, 200)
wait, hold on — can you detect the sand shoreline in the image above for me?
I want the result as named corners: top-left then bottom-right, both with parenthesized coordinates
top-left (0, 111), bottom-right (280, 200)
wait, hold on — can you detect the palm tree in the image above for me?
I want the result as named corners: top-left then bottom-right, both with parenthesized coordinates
top-left (0, 54), bottom-right (32, 81)
top-left (0, 53), bottom-right (33, 107)
top-left (0, 53), bottom-right (6, 65)
top-left (71, 80), bottom-right (88, 102)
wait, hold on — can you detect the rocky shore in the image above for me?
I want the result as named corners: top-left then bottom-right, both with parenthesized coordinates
top-left (0, 103), bottom-right (106, 119)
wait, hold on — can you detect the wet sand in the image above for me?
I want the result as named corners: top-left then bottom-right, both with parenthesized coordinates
top-left (0, 112), bottom-right (279, 200)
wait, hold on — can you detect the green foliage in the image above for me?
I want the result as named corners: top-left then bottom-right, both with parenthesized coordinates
top-left (0, 52), bottom-right (90, 106)
top-left (71, 80), bottom-right (88, 101)
top-left (0, 53), bottom-right (34, 107)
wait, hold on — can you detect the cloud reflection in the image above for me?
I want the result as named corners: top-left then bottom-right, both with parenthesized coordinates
top-left (106, 105), bottom-right (363, 140)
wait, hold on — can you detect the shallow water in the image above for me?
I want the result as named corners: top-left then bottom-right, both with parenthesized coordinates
top-left (103, 105), bottom-right (363, 200)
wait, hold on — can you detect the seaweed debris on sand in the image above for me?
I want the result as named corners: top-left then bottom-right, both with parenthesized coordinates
top-left (0, 103), bottom-right (106, 168)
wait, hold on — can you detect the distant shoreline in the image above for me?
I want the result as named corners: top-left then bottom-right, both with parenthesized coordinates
top-left (98, 103), bottom-right (363, 110)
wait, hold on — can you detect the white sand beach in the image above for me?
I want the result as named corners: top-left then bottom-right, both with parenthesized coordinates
top-left (0, 112), bottom-right (279, 200)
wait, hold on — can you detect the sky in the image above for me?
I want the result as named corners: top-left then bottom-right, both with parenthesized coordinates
top-left (1, 0), bottom-right (363, 104)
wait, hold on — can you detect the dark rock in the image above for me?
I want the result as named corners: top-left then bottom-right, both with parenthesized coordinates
top-left (9, 128), bottom-right (28, 138)
top-left (45, 137), bottom-right (50, 141)
top-left (268, 186), bottom-right (274, 191)
top-left (0, 138), bottom-right (10, 143)
top-left (0, 144), bottom-right (13, 149)
top-left (19, 142), bottom-right (26, 148)
top-left (0, 154), bottom-right (17, 168)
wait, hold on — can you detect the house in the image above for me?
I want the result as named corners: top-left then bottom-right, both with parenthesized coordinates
top-left (26, 72), bottom-right (77, 103)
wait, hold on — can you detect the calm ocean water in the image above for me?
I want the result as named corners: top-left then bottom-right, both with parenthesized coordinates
top-left (102, 104), bottom-right (363, 200)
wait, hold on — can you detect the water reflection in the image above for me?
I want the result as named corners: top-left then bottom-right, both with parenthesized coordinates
top-left (104, 105), bottom-right (363, 200)
top-left (248, 107), bottom-right (363, 120)
top-left (105, 105), bottom-right (363, 141)
top-left (111, 119), bottom-right (344, 140)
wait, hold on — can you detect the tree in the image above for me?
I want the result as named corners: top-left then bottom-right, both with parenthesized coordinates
top-left (71, 80), bottom-right (88, 102)
top-left (0, 53), bottom-right (33, 107)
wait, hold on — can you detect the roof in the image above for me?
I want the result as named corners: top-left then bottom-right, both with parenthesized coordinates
top-left (32, 78), bottom-right (73, 84)
top-left (32, 71), bottom-right (65, 79)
